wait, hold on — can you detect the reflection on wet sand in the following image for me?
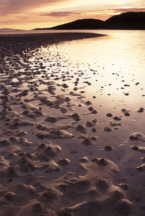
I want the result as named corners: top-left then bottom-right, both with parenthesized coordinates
top-left (0, 30), bottom-right (145, 215)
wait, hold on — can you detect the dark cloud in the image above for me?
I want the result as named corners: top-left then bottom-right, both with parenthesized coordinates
top-left (1, 0), bottom-right (145, 15)
top-left (0, 0), bottom-right (65, 15)
top-left (111, 7), bottom-right (145, 14)
top-left (40, 11), bottom-right (79, 17)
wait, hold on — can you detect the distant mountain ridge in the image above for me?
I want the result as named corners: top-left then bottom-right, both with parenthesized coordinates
top-left (0, 28), bottom-right (21, 32)
top-left (35, 12), bottom-right (145, 30)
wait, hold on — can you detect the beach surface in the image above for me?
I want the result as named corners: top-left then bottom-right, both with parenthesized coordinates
top-left (0, 30), bottom-right (145, 216)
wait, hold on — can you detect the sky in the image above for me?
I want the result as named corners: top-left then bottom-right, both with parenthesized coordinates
top-left (0, 0), bottom-right (145, 29)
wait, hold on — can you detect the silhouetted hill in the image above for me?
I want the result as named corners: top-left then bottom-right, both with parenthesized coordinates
top-left (35, 19), bottom-right (104, 30)
top-left (34, 12), bottom-right (145, 30)
top-left (53, 19), bottom-right (104, 29)
top-left (105, 12), bottom-right (145, 29)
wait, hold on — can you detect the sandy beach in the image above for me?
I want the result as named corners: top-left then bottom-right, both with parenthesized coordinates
top-left (0, 30), bottom-right (145, 216)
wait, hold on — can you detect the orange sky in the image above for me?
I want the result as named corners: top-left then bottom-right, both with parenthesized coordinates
top-left (0, 0), bottom-right (145, 29)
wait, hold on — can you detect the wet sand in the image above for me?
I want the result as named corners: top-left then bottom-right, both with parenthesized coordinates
top-left (0, 31), bottom-right (145, 216)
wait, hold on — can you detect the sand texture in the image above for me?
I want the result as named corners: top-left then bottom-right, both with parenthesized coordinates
top-left (0, 32), bottom-right (145, 216)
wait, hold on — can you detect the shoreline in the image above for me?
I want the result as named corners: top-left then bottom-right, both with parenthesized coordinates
top-left (0, 31), bottom-right (105, 42)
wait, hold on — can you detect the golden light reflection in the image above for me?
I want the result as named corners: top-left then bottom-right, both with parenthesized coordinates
top-left (42, 30), bottom-right (145, 100)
